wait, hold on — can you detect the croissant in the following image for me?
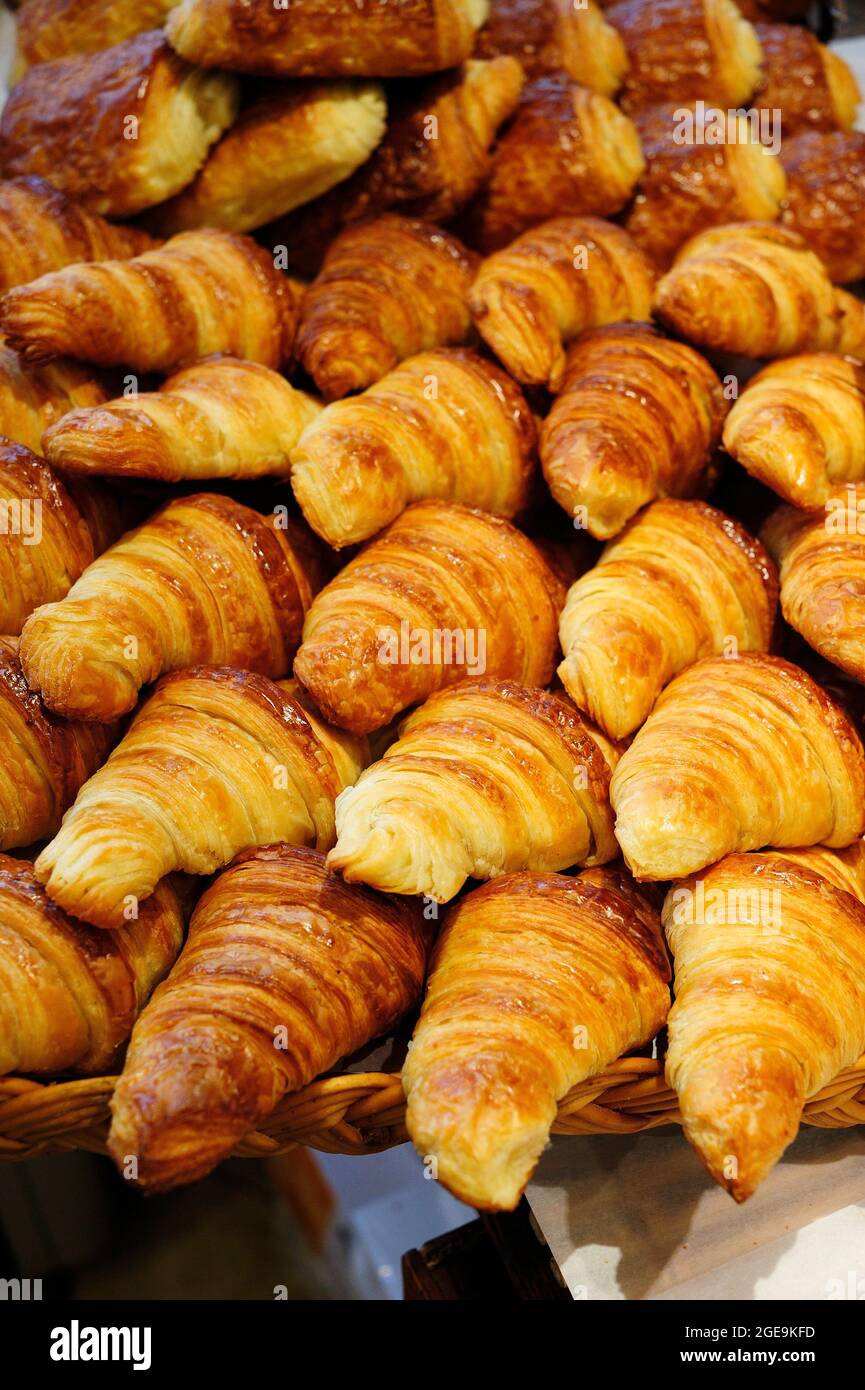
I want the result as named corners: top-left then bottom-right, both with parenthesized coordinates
top-left (35, 669), bottom-right (367, 929)
top-left (13, 0), bottom-right (178, 71)
top-left (290, 348), bottom-right (536, 550)
top-left (0, 229), bottom-right (302, 372)
top-left (0, 441), bottom-right (127, 634)
top-left (458, 76), bottom-right (644, 253)
top-left (780, 132), bottom-right (865, 286)
top-left (467, 216), bottom-right (655, 390)
top-left (0, 856), bottom-right (185, 1077)
top-left (149, 81), bottom-right (387, 236)
top-left (260, 58), bottom-right (523, 279)
top-left (0, 32), bottom-right (239, 218)
top-left (624, 105), bottom-right (787, 271)
top-left (18, 493), bottom-right (327, 722)
top-left (835, 289), bottom-right (865, 361)
top-left (761, 490), bottom-right (865, 683)
top-left (722, 354), bottom-right (865, 511)
top-left (42, 357), bottom-right (321, 482)
top-left (296, 216), bottom-right (477, 401)
top-left (166, 0), bottom-right (487, 76)
top-left (610, 652), bottom-right (865, 882)
top-left (559, 499), bottom-right (777, 740)
top-left (107, 844), bottom-right (427, 1190)
top-left (0, 177), bottom-right (156, 293)
top-left (0, 336), bottom-right (109, 454)
top-left (403, 865), bottom-right (671, 1210)
top-left (653, 222), bottom-right (852, 359)
top-left (474, 0), bottom-right (628, 95)
top-left (755, 21), bottom-right (860, 136)
top-left (329, 680), bottom-right (622, 902)
top-left (663, 845), bottom-right (865, 1200)
top-left (608, 0), bottom-right (763, 113)
top-left (294, 501), bottom-right (567, 734)
top-left (0, 642), bottom-right (117, 852)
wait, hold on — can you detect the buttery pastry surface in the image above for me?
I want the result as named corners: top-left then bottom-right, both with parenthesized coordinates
top-left (0, 336), bottom-right (109, 455)
top-left (755, 21), bottom-right (860, 135)
top-left (403, 866), bottom-right (671, 1210)
top-left (35, 669), bottom-right (367, 929)
top-left (18, 493), bottom-right (327, 721)
top-left (611, 652), bottom-right (865, 881)
top-left (559, 499), bottom-right (778, 740)
top-left (290, 348), bottom-right (536, 549)
top-left (107, 843), bottom-right (428, 1190)
top-left (0, 228), bottom-right (302, 372)
top-left (540, 322), bottom-right (727, 538)
top-left (468, 216), bottom-right (655, 390)
top-left (474, 0), bottom-right (628, 94)
top-left (328, 680), bottom-right (622, 901)
top-left (294, 500), bottom-right (567, 734)
top-left (13, 0), bottom-right (179, 70)
top-left (43, 356), bottom-right (322, 482)
top-left (608, 0), bottom-right (763, 112)
top-left (780, 132), bottom-right (865, 286)
top-left (0, 856), bottom-right (184, 1077)
top-left (0, 31), bottom-right (239, 218)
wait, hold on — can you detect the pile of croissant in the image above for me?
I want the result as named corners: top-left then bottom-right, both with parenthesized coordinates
top-left (1, 0), bottom-right (865, 1217)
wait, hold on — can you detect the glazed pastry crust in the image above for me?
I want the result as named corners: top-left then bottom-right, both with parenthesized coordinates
top-left (611, 652), bottom-right (865, 881)
top-left (780, 132), bottom-right (865, 286)
top-left (43, 357), bottom-right (322, 483)
top-left (19, 493), bottom-right (327, 722)
top-left (468, 216), bottom-right (655, 390)
top-left (0, 856), bottom-right (184, 1076)
top-left (295, 501), bottom-right (567, 734)
top-left (756, 22), bottom-right (860, 135)
top-left (0, 336), bottom-right (109, 455)
top-left (722, 353), bottom-right (865, 511)
top-left (474, 0), bottom-right (628, 95)
top-left (0, 31), bottom-right (239, 218)
top-left (0, 229), bottom-right (302, 372)
top-left (107, 844), bottom-right (427, 1190)
top-left (329, 680), bottom-right (623, 902)
top-left (290, 348), bottom-right (536, 549)
top-left (151, 81), bottom-right (387, 235)
top-left (559, 499), bottom-right (778, 740)
top-left (540, 322), bottom-right (727, 538)
top-left (13, 0), bottom-right (179, 70)
top-left (35, 670), bottom-right (367, 929)
top-left (297, 215), bottom-right (478, 400)
top-left (460, 76), bottom-right (644, 254)
top-left (403, 866), bottom-right (670, 1210)
top-left (664, 849), bottom-right (865, 1201)
top-left (609, 0), bottom-right (763, 112)
top-left (166, 0), bottom-right (488, 77)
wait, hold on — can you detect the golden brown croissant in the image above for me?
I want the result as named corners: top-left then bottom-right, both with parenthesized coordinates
top-left (296, 215), bottom-right (477, 401)
top-left (664, 846), bottom-right (865, 1200)
top-left (0, 32), bottom-right (239, 218)
top-left (834, 289), bottom-right (865, 360)
top-left (107, 843), bottom-right (428, 1190)
top-left (608, 0), bottom-right (763, 113)
top-left (0, 177), bottom-right (156, 293)
top-left (149, 81), bottom-right (387, 236)
top-left (722, 353), bottom-right (865, 510)
top-left (0, 336), bottom-right (109, 454)
top-left (458, 76), bottom-right (644, 253)
top-left (0, 440), bottom-right (127, 634)
top-left (403, 865), bottom-right (670, 1210)
top-left (35, 669), bottom-right (367, 929)
top-left (755, 21), bottom-right (860, 136)
top-left (42, 357), bottom-right (321, 482)
top-left (12, 0), bottom-right (179, 71)
top-left (0, 642), bottom-right (117, 852)
top-left (625, 105), bottom-right (787, 271)
top-left (653, 222), bottom-right (853, 359)
top-left (559, 499), bottom-right (777, 740)
top-left (780, 132), bottom-right (865, 286)
top-left (260, 58), bottom-right (523, 279)
top-left (539, 322), bottom-right (727, 538)
top-left (329, 680), bottom-right (622, 901)
top-left (468, 216), bottom-right (654, 390)
top-left (611, 652), bottom-right (865, 881)
top-left (290, 348), bottom-right (536, 549)
top-left (474, 0), bottom-right (628, 95)
top-left (761, 490), bottom-right (865, 682)
top-left (0, 856), bottom-right (185, 1077)
top-left (294, 501), bottom-right (566, 734)
top-left (18, 493), bottom-right (327, 722)
top-left (0, 229), bottom-right (302, 372)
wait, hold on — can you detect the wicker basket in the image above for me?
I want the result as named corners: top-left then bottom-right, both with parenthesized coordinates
top-left (3, 1054), bottom-right (865, 1163)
